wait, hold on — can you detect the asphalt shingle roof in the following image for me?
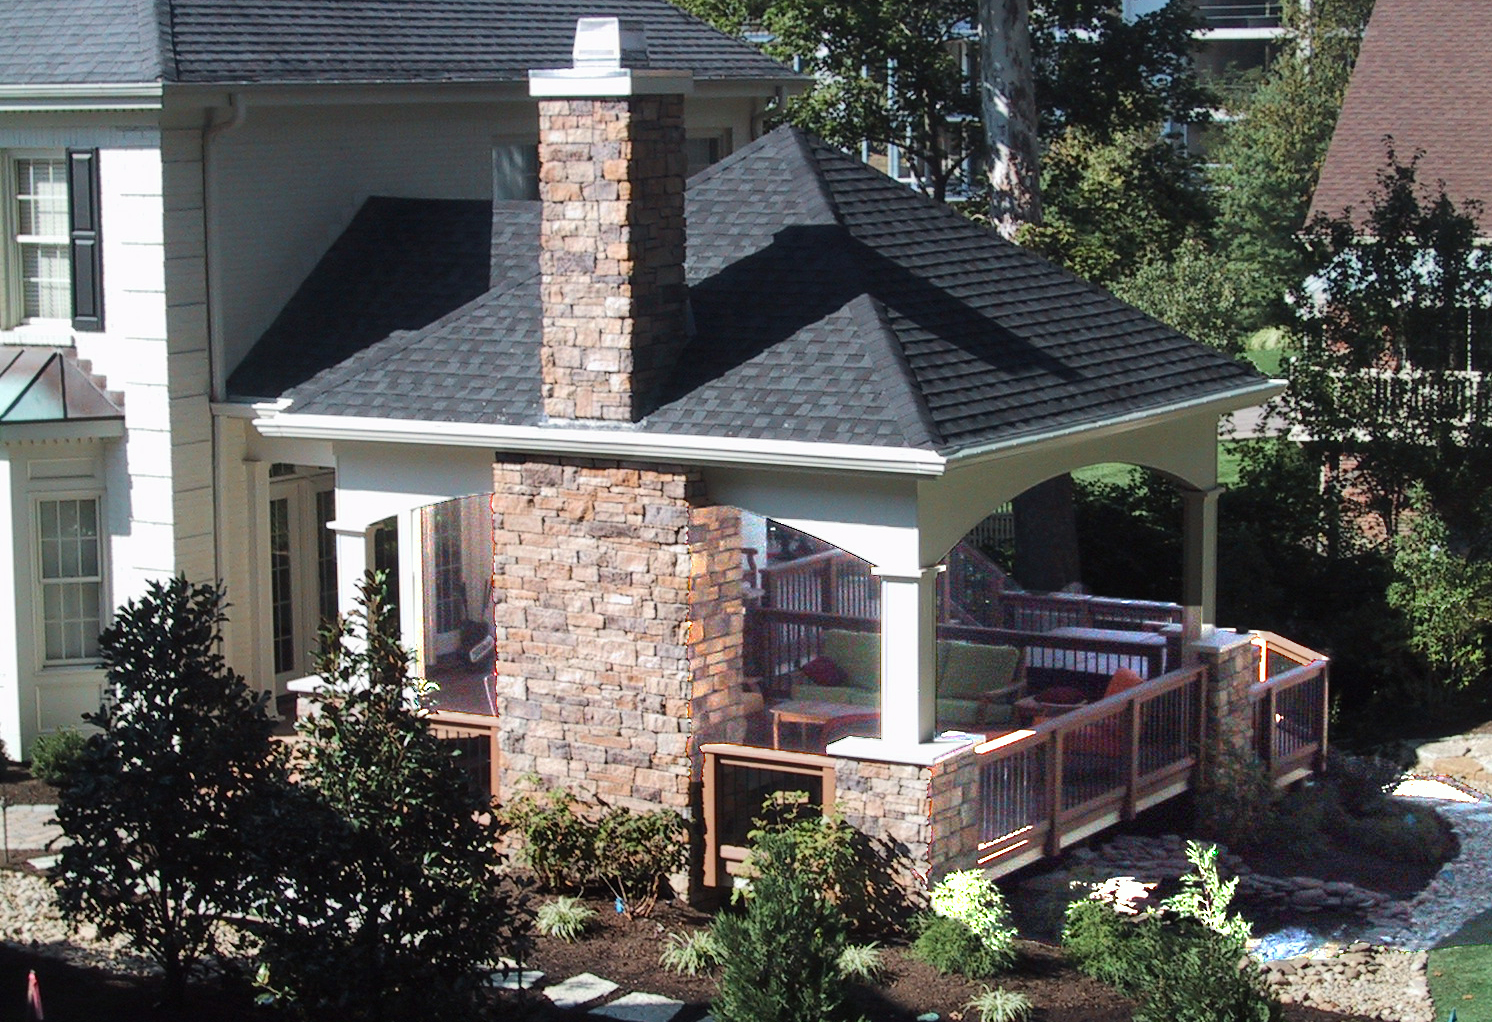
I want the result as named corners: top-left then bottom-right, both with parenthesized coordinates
top-left (1311, 0), bottom-right (1492, 226)
top-left (239, 126), bottom-right (1268, 455)
top-left (0, 0), bottom-right (795, 86)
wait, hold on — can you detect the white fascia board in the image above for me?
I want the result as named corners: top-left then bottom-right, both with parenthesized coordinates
top-left (943, 380), bottom-right (1287, 469)
top-left (528, 68), bottom-right (695, 97)
top-left (250, 411), bottom-right (948, 477)
top-left (0, 83), bottom-right (164, 112)
top-left (0, 418), bottom-right (125, 443)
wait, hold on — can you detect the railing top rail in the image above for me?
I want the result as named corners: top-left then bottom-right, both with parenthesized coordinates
top-left (700, 741), bottom-right (837, 769)
top-left (1248, 658), bottom-right (1328, 700)
top-left (976, 664), bottom-right (1206, 758)
top-left (758, 549), bottom-right (866, 575)
top-left (1251, 630), bottom-right (1328, 667)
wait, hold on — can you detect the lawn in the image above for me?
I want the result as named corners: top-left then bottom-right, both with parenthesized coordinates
top-left (1430, 908), bottom-right (1492, 1022)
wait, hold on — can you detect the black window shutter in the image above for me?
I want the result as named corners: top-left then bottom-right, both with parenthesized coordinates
top-left (66, 149), bottom-right (104, 332)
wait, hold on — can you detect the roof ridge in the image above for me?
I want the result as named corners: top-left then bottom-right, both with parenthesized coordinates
top-left (850, 292), bottom-right (944, 449)
top-left (788, 128), bottom-right (847, 228)
top-left (155, 0), bottom-right (180, 82)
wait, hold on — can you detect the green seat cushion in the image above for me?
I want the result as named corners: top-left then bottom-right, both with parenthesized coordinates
top-left (821, 629), bottom-right (881, 692)
top-left (937, 641), bottom-right (1021, 700)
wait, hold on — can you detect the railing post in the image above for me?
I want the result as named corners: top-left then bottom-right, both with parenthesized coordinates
top-left (1263, 686), bottom-right (1278, 782)
top-left (1316, 664), bottom-right (1330, 774)
top-left (1045, 732), bottom-right (1063, 856)
top-left (1123, 696), bottom-right (1141, 821)
top-left (701, 748), bottom-right (720, 887)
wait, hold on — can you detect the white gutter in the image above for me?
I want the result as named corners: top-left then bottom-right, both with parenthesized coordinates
top-left (943, 379), bottom-right (1287, 469)
top-left (248, 410), bottom-right (950, 477)
top-left (0, 83), bottom-right (163, 112)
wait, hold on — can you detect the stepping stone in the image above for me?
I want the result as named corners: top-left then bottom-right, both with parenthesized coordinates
top-left (546, 972), bottom-right (619, 1009)
top-left (592, 992), bottom-right (684, 1022)
top-left (486, 959), bottom-right (543, 989)
top-left (26, 854), bottom-right (60, 871)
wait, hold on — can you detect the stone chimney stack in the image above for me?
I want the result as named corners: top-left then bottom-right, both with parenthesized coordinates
top-left (530, 18), bottom-right (693, 423)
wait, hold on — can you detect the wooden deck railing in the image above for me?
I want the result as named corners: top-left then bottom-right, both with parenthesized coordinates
top-left (700, 743), bottom-right (836, 887)
top-left (751, 606), bottom-right (1169, 699)
top-left (974, 665), bottom-right (1207, 877)
top-left (1249, 631), bottom-right (1329, 787)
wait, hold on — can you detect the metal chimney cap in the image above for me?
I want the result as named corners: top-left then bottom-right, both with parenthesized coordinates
top-left (572, 17), bottom-right (650, 69)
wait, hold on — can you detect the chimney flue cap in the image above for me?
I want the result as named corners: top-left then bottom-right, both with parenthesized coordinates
top-left (572, 17), bottom-right (650, 69)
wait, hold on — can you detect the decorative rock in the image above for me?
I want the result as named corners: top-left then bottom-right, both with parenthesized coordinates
top-left (487, 961), bottom-right (544, 990)
top-left (591, 992), bottom-right (684, 1022)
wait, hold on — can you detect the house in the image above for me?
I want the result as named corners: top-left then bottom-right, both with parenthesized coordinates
top-left (0, 0), bottom-right (798, 759)
top-left (0, 2), bottom-right (1325, 884)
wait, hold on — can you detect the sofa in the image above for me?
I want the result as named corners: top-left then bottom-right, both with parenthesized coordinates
top-left (786, 629), bottom-right (1026, 730)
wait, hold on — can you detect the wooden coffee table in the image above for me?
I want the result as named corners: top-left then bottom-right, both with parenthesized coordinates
top-left (769, 699), bottom-right (876, 751)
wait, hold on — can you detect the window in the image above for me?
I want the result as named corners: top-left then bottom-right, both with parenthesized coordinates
top-left (268, 466), bottom-right (337, 681)
top-left (37, 496), bottom-right (103, 663)
top-left (4, 149), bottom-right (103, 332)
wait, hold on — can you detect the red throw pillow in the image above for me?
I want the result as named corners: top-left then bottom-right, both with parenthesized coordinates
top-left (799, 656), bottom-right (847, 687)
top-left (1035, 686), bottom-right (1086, 706)
top-left (1105, 667), bottom-right (1146, 698)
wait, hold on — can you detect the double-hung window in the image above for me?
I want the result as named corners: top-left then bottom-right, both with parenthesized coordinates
top-left (3, 149), bottom-right (104, 332)
top-left (37, 496), bottom-right (103, 663)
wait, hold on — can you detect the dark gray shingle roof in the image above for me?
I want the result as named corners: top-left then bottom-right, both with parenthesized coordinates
top-left (242, 126), bottom-right (1268, 454)
top-left (0, 0), bottom-right (794, 86)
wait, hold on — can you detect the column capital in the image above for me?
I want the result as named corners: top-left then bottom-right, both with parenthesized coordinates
top-left (870, 564), bottom-right (944, 584)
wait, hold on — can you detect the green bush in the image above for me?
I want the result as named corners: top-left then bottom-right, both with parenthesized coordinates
top-left (535, 896), bottom-right (597, 942)
top-left (927, 869), bottom-right (1017, 972)
top-left (713, 815), bottom-right (852, 1022)
top-left (594, 803), bottom-right (688, 918)
top-left (964, 985), bottom-right (1034, 1022)
top-left (836, 942), bottom-right (886, 983)
top-left (254, 575), bottom-right (531, 1020)
top-left (498, 783), bottom-right (597, 891)
top-left (53, 579), bottom-right (282, 1007)
top-left (29, 728), bottom-right (88, 785)
top-left (1062, 843), bottom-right (1275, 1022)
top-left (660, 929), bottom-right (723, 976)
top-left (912, 914), bottom-right (1007, 977)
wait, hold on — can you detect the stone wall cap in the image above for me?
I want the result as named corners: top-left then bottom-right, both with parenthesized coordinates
top-left (827, 735), bottom-right (976, 767)
top-left (1188, 628), bottom-right (1254, 657)
top-left (529, 67), bottom-right (695, 98)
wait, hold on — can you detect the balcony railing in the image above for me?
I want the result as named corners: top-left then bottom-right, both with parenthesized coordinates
top-left (1250, 631), bottom-right (1329, 786)
top-left (1194, 1), bottom-right (1283, 29)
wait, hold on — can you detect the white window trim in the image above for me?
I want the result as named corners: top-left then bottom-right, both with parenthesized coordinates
top-left (268, 466), bottom-right (337, 682)
top-left (31, 488), bottom-right (107, 669)
top-left (1, 149), bottom-right (73, 337)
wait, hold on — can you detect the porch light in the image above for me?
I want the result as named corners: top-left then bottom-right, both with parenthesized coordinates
top-left (572, 17), bottom-right (650, 69)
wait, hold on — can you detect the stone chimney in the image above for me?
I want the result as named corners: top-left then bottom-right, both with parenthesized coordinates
top-left (529, 18), bottom-right (694, 423)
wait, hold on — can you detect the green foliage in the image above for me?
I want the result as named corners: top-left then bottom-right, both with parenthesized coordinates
top-left (835, 941), bottom-right (886, 983)
top-left (1387, 493), bottom-right (1492, 699)
top-left (54, 578), bottom-right (281, 1007)
top-left (660, 928), bottom-right (724, 976)
top-left (911, 914), bottom-right (1006, 978)
top-left (254, 574), bottom-right (530, 1021)
top-left (535, 896), bottom-right (597, 942)
top-left (594, 801), bottom-right (689, 918)
top-left (712, 814), bottom-right (852, 1022)
top-left (1211, 0), bottom-right (1374, 324)
top-left (29, 728), bottom-right (88, 786)
top-left (1111, 237), bottom-right (1265, 354)
top-left (1062, 845), bottom-right (1274, 1022)
top-left (498, 778), bottom-right (687, 917)
top-left (927, 869), bottom-right (1017, 973)
top-left (498, 782), bottom-right (597, 890)
top-left (1020, 125), bottom-right (1211, 287)
top-left (964, 985), bottom-right (1033, 1022)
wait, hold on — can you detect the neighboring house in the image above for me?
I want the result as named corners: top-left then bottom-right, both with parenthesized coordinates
top-left (0, 3), bottom-right (1325, 884)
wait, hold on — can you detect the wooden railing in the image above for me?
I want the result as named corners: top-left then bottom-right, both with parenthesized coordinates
top-left (428, 709), bottom-right (501, 800)
top-left (700, 743), bottom-right (836, 887)
top-left (974, 665), bottom-right (1207, 877)
top-left (1363, 368), bottom-right (1492, 429)
top-left (1249, 631), bottom-right (1329, 787)
top-left (758, 549), bottom-right (878, 618)
top-left (751, 606), bottom-right (1169, 699)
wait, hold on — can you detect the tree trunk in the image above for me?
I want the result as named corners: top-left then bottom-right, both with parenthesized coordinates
top-left (981, 0), bottom-right (1081, 590)
top-left (979, 0), bottom-right (1041, 240)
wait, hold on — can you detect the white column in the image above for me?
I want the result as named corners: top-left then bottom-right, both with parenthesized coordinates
top-left (875, 567), bottom-right (940, 748)
top-left (328, 518), bottom-right (373, 620)
top-left (1180, 486), bottom-right (1222, 644)
top-left (0, 451), bottom-right (19, 757)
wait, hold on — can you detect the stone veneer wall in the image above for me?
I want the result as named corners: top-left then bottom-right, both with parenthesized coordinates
top-left (926, 742), bottom-right (985, 878)
top-left (536, 95), bottom-right (689, 423)
top-left (1194, 629), bottom-right (1263, 784)
top-left (491, 455), bottom-right (750, 815)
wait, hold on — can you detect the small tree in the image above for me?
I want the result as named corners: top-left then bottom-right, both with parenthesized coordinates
top-left (255, 574), bottom-right (530, 1020)
top-left (54, 578), bottom-right (280, 1006)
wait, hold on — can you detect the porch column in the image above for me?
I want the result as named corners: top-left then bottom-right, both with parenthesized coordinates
top-left (1180, 485), bottom-right (1222, 645)
top-left (875, 567), bottom-right (940, 748)
top-left (327, 518), bottom-right (373, 619)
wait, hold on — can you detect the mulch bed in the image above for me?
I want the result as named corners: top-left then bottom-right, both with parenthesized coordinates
top-left (0, 768), bottom-right (57, 808)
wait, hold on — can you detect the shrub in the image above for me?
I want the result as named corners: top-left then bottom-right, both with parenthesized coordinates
top-left (660, 929), bottom-right (723, 976)
top-left (594, 803), bottom-right (688, 918)
top-left (254, 575), bottom-right (531, 1020)
top-left (712, 815), bottom-right (852, 1022)
top-left (836, 942), bottom-right (886, 983)
top-left (912, 914), bottom-right (1007, 978)
top-left (29, 728), bottom-right (88, 785)
top-left (536, 896), bottom-right (597, 942)
top-left (964, 985), bottom-right (1034, 1022)
top-left (1062, 842), bottom-right (1275, 1022)
top-left (499, 783), bottom-right (597, 891)
top-left (53, 578), bottom-right (282, 1007)
top-left (927, 869), bottom-right (1017, 972)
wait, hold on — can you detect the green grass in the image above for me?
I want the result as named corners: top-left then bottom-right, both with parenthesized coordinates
top-left (1072, 447), bottom-right (1247, 490)
top-left (1240, 327), bottom-right (1293, 377)
top-left (1428, 942), bottom-right (1492, 1021)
